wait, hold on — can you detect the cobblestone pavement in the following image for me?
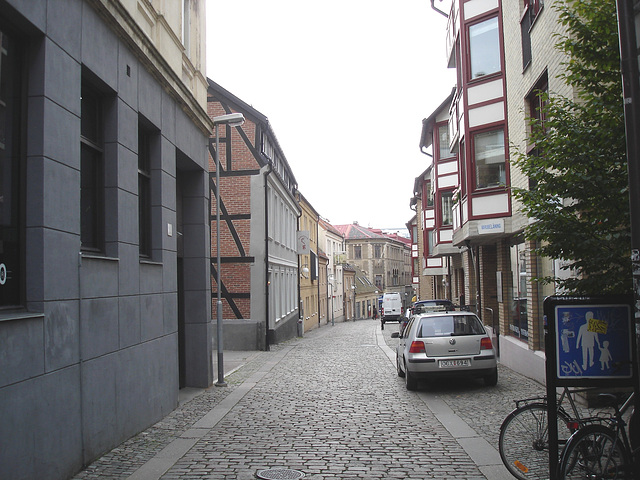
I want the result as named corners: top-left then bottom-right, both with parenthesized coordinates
top-left (74, 319), bottom-right (548, 480)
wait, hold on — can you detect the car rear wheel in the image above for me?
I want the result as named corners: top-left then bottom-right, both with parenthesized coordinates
top-left (396, 355), bottom-right (405, 378)
top-left (484, 367), bottom-right (498, 386)
top-left (405, 362), bottom-right (418, 391)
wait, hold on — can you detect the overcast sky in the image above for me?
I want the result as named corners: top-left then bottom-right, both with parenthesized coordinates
top-left (205, 0), bottom-right (456, 233)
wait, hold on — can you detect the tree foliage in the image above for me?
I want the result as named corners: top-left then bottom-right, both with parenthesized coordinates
top-left (511, 0), bottom-right (631, 295)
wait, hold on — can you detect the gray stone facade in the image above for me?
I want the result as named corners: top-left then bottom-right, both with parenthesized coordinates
top-left (0, 1), bottom-right (213, 478)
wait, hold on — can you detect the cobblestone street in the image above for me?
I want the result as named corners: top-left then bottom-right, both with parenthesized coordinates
top-left (74, 319), bottom-right (547, 479)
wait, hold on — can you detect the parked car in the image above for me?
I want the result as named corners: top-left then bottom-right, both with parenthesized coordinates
top-left (391, 311), bottom-right (498, 390)
top-left (381, 292), bottom-right (404, 329)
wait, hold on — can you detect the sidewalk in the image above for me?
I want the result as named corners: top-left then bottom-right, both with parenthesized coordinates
top-left (73, 320), bottom-right (546, 479)
top-left (178, 351), bottom-right (262, 407)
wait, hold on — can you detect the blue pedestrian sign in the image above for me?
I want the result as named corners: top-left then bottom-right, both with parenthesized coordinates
top-left (555, 303), bottom-right (633, 380)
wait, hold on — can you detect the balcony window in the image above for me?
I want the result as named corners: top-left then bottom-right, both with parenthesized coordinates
top-left (474, 129), bottom-right (506, 189)
top-left (469, 16), bottom-right (501, 80)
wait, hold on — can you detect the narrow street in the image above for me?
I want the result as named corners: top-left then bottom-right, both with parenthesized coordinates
top-left (74, 320), bottom-right (547, 479)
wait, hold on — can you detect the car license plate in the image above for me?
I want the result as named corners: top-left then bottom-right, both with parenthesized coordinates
top-left (439, 359), bottom-right (470, 368)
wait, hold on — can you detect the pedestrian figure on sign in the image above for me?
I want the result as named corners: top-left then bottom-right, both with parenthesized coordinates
top-left (599, 340), bottom-right (612, 370)
top-left (576, 311), bottom-right (601, 371)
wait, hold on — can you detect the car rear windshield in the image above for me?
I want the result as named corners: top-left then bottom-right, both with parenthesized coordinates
top-left (417, 315), bottom-right (485, 337)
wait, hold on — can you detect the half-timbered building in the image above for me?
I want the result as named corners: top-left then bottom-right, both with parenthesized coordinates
top-left (207, 80), bottom-right (300, 349)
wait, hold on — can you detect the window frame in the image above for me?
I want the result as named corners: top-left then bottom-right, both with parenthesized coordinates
top-left (0, 25), bottom-right (26, 307)
top-left (80, 80), bottom-right (105, 253)
top-left (437, 124), bottom-right (455, 160)
top-left (138, 119), bottom-right (153, 258)
top-left (472, 127), bottom-right (506, 190)
top-left (467, 15), bottom-right (501, 81)
top-left (440, 190), bottom-right (454, 227)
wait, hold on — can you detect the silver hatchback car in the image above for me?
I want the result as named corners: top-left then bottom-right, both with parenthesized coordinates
top-left (392, 311), bottom-right (498, 390)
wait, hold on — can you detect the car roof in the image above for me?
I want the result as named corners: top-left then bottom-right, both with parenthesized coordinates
top-left (415, 311), bottom-right (478, 319)
top-left (413, 300), bottom-right (453, 307)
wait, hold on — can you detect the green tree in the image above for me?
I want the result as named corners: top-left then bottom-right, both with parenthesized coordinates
top-left (512, 0), bottom-right (631, 295)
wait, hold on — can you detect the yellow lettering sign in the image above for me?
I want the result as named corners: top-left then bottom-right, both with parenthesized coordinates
top-left (587, 318), bottom-right (607, 335)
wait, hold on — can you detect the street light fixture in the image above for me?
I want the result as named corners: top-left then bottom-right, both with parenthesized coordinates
top-left (213, 112), bottom-right (245, 387)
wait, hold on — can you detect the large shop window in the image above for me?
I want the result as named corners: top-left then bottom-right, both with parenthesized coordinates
top-left (469, 16), bottom-right (501, 80)
top-left (474, 129), bottom-right (506, 189)
top-left (0, 28), bottom-right (23, 307)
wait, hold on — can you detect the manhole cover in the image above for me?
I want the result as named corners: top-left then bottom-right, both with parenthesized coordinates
top-left (256, 468), bottom-right (305, 480)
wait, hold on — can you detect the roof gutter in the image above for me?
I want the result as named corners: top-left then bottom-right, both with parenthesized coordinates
top-left (431, 0), bottom-right (449, 18)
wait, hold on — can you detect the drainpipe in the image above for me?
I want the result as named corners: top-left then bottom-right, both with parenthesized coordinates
top-left (264, 164), bottom-right (272, 351)
top-left (465, 240), bottom-right (481, 316)
top-left (296, 197), bottom-right (303, 337)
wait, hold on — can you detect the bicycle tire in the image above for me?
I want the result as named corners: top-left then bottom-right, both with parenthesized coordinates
top-left (558, 424), bottom-right (630, 479)
top-left (499, 403), bottom-right (573, 480)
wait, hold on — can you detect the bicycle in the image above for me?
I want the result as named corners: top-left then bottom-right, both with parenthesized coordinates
top-left (557, 393), bottom-right (639, 479)
top-left (499, 387), bottom-right (601, 480)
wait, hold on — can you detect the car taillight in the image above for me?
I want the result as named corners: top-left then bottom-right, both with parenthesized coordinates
top-left (481, 337), bottom-right (493, 350)
top-left (409, 341), bottom-right (425, 353)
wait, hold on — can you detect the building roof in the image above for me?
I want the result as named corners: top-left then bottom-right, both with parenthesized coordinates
top-left (333, 223), bottom-right (387, 240)
top-left (352, 265), bottom-right (378, 295)
top-left (207, 78), bottom-right (298, 188)
top-left (419, 87), bottom-right (456, 151)
top-left (319, 217), bottom-right (344, 238)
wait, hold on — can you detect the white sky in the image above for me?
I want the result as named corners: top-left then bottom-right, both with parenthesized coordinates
top-left (205, 0), bottom-right (456, 233)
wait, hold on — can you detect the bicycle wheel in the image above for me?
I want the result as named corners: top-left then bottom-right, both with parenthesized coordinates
top-left (499, 403), bottom-right (573, 480)
top-left (558, 424), bottom-right (630, 479)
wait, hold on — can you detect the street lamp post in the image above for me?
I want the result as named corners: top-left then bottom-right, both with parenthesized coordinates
top-left (213, 113), bottom-right (245, 387)
top-left (351, 284), bottom-right (356, 321)
top-left (329, 274), bottom-right (335, 326)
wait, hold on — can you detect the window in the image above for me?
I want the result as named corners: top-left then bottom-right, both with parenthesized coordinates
top-left (521, 0), bottom-right (544, 70)
top-left (0, 27), bottom-right (23, 306)
top-left (441, 191), bottom-right (453, 226)
top-left (423, 179), bottom-right (434, 208)
top-left (527, 72), bottom-right (549, 140)
top-left (182, 0), bottom-right (190, 55)
top-left (138, 119), bottom-right (154, 257)
top-left (459, 139), bottom-right (466, 196)
top-left (374, 244), bottom-right (382, 258)
top-left (469, 17), bottom-right (501, 79)
top-left (474, 129), bottom-right (506, 189)
top-left (354, 245), bottom-right (362, 260)
top-left (375, 275), bottom-right (383, 290)
top-left (81, 80), bottom-right (104, 252)
top-left (438, 125), bottom-right (454, 159)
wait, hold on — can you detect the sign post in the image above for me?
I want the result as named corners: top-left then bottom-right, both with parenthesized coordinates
top-left (543, 295), bottom-right (637, 479)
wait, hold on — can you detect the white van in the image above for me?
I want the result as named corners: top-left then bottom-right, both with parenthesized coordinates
top-left (381, 292), bottom-right (403, 328)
